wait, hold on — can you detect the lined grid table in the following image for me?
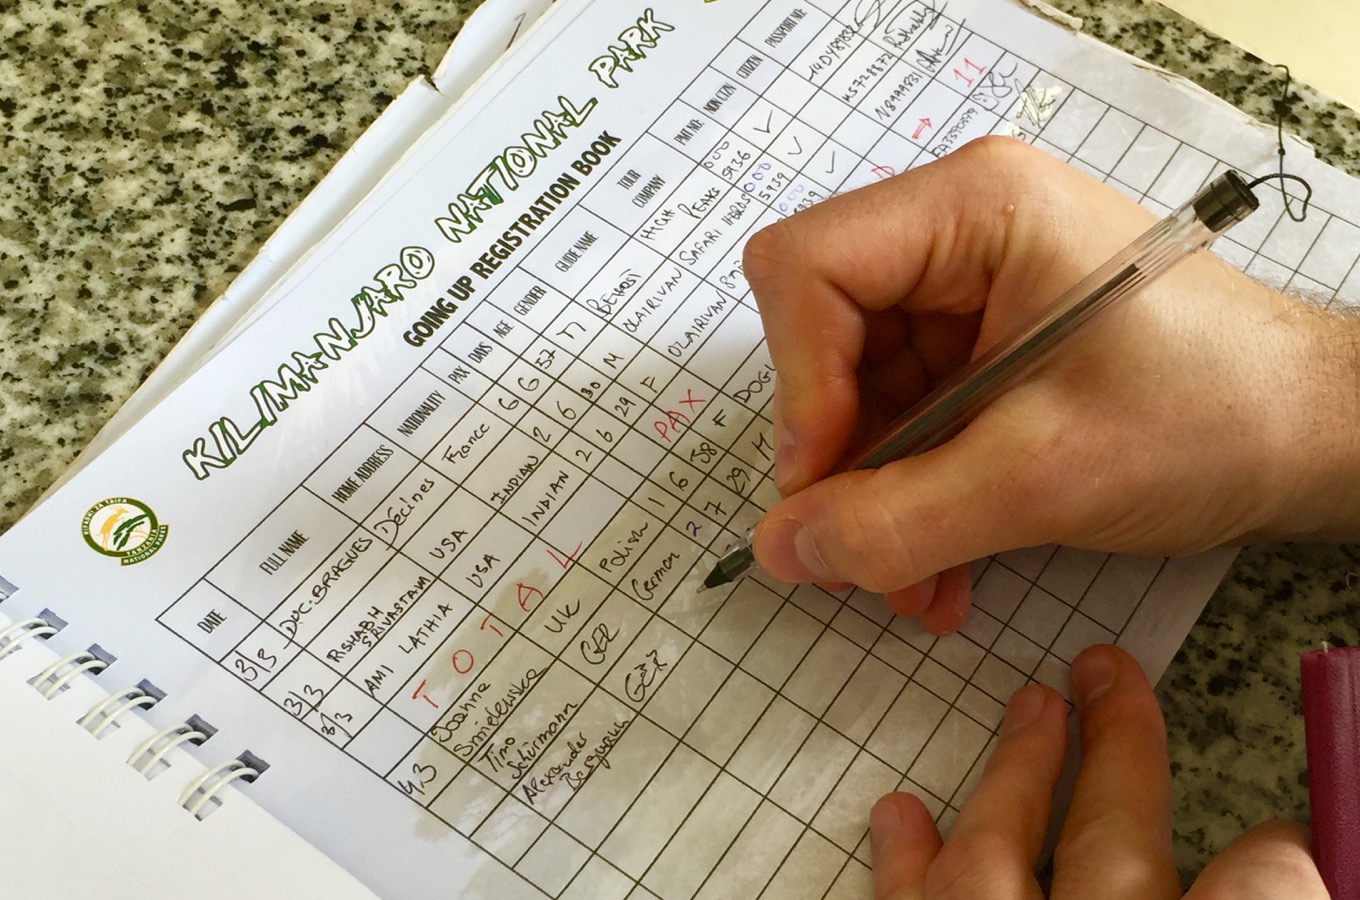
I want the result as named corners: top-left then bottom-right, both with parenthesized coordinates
top-left (152, 2), bottom-right (1360, 897)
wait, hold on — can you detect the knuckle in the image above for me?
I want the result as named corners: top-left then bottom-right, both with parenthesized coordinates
top-left (951, 133), bottom-right (1041, 176)
top-left (741, 219), bottom-right (797, 293)
top-left (974, 132), bottom-right (1033, 157)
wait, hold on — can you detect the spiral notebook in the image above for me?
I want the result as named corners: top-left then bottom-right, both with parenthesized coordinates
top-left (0, 608), bottom-right (377, 899)
top-left (5, 1), bottom-right (1360, 898)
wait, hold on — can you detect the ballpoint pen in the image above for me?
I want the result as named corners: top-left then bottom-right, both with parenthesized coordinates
top-left (702, 169), bottom-right (1261, 590)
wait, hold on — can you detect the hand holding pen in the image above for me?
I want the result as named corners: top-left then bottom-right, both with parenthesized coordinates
top-left (707, 137), bottom-right (1360, 634)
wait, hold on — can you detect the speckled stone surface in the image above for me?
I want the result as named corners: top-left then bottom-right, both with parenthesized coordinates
top-left (0, 0), bottom-right (480, 519)
top-left (2, 0), bottom-right (1358, 886)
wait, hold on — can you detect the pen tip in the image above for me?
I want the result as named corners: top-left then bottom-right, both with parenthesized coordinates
top-left (703, 543), bottom-right (755, 591)
top-left (700, 569), bottom-right (728, 592)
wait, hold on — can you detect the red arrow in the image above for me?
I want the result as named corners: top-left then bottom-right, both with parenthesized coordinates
top-left (912, 117), bottom-right (932, 140)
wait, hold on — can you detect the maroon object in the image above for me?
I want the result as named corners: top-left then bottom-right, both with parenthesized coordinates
top-left (1301, 644), bottom-right (1360, 899)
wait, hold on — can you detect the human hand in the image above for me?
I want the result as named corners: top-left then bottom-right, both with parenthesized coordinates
top-left (870, 644), bottom-right (1327, 898)
top-left (746, 137), bottom-right (1360, 633)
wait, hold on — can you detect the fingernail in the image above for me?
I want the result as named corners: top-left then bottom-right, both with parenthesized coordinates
top-left (774, 429), bottom-right (802, 494)
top-left (1072, 647), bottom-right (1118, 708)
top-left (1001, 684), bottom-right (1047, 736)
top-left (869, 795), bottom-right (903, 839)
top-left (756, 518), bottom-right (835, 582)
top-left (771, 381), bottom-right (803, 495)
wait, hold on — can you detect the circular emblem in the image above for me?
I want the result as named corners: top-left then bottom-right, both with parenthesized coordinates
top-left (81, 498), bottom-right (169, 566)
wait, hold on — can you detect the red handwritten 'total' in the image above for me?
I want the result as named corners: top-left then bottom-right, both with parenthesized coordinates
top-left (547, 541), bottom-right (583, 569)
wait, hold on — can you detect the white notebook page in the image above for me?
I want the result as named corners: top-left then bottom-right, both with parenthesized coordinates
top-left (0, 617), bottom-right (377, 899)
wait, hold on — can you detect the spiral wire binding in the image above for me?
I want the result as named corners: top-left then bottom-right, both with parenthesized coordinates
top-left (0, 616), bottom-right (58, 661)
top-left (29, 649), bottom-right (110, 699)
top-left (128, 721), bottom-right (210, 776)
top-left (78, 687), bottom-right (158, 737)
top-left (0, 605), bottom-right (267, 819)
top-left (179, 758), bottom-right (262, 819)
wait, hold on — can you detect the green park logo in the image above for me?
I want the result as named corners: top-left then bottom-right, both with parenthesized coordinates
top-left (81, 498), bottom-right (168, 565)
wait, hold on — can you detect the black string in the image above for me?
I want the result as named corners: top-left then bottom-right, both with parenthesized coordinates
top-left (1246, 170), bottom-right (1313, 220)
top-left (1251, 64), bottom-right (1312, 222)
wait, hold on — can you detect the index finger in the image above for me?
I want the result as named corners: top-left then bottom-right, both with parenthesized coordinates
top-left (745, 138), bottom-right (1026, 494)
top-left (1050, 645), bottom-right (1181, 899)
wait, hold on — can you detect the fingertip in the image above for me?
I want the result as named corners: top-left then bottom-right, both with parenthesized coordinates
top-left (774, 446), bottom-right (808, 496)
top-left (766, 349), bottom-right (861, 499)
top-left (1070, 644), bottom-right (1120, 709)
top-left (919, 564), bottom-right (973, 635)
top-left (1070, 644), bottom-right (1152, 713)
top-left (884, 573), bottom-right (939, 617)
top-left (872, 791), bottom-right (933, 831)
top-left (870, 792), bottom-right (941, 899)
top-left (869, 793), bottom-right (902, 834)
top-left (752, 516), bottom-right (836, 583)
top-left (999, 683), bottom-right (1057, 737)
top-left (775, 399), bottom-right (853, 495)
top-left (870, 791), bottom-right (939, 855)
top-left (771, 387), bottom-right (809, 496)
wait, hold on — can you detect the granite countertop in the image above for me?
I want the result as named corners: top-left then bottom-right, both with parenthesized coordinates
top-left (2, 0), bottom-right (1358, 885)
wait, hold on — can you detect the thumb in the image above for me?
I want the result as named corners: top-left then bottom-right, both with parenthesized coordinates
top-left (1185, 819), bottom-right (1328, 898)
top-left (751, 417), bottom-right (1046, 592)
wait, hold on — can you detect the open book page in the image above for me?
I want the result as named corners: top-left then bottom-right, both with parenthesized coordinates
top-left (2, 1), bottom-right (1359, 897)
